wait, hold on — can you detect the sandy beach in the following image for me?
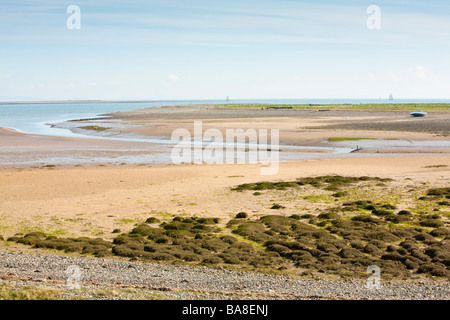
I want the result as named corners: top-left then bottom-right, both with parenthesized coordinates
top-left (1, 105), bottom-right (449, 299)
top-left (1, 105), bottom-right (449, 239)
top-left (0, 154), bottom-right (449, 240)
top-left (4, 0), bottom-right (450, 303)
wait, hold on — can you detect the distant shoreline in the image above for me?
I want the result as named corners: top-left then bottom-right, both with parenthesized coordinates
top-left (2, 99), bottom-right (450, 106)
top-left (0, 99), bottom-right (203, 105)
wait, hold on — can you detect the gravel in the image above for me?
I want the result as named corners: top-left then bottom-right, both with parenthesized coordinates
top-left (1, 251), bottom-right (449, 300)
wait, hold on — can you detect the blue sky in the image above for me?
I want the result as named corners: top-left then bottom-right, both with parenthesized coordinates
top-left (1, 0), bottom-right (450, 100)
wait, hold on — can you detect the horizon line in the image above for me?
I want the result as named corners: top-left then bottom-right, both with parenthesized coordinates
top-left (1, 98), bottom-right (450, 105)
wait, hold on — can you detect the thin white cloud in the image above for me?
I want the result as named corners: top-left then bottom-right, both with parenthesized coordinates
top-left (108, 80), bottom-right (125, 85)
top-left (166, 74), bottom-right (180, 82)
top-left (409, 66), bottom-right (432, 81)
top-left (2, 1), bottom-right (450, 48)
top-left (387, 72), bottom-right (401, 83)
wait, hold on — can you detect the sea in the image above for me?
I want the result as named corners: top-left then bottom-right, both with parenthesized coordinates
top-left (0, 98), bottom-right (448, 137)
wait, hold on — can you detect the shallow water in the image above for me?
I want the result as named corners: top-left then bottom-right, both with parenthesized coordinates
top-left (1, 99), bottom-right (449, 166)
top-left (1, 98), bottom-right (449, 136)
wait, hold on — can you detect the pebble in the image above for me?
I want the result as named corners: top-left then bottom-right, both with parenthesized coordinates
top-left (0, 251), bottom-right (448, 300)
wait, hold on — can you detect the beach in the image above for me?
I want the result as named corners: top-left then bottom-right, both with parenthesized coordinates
top-left (3, 0), bottom-right (450, 304)
top-left (2, 105), bottom-right (449, 166)
top-left (0, 154), bottom-right (449, 238)
top-left (0, 105), bottom-right (449, 299)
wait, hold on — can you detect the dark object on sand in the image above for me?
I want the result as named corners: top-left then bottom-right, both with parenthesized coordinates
top-left (410, 111), bottom-right (427, 117)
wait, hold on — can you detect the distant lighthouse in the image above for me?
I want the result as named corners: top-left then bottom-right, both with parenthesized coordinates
top-left (389, 93), bottom-right (393, 101)
top-left (226, 96), bottom-right (230, 101)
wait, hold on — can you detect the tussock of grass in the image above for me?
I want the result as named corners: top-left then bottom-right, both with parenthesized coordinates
top-left (427, 188), bottom-right (450, 197)
top-left (235, 212), bottom-right (248, 219)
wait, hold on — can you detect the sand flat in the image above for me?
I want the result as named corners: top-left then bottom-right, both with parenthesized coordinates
top-left (1, 106), bottom-right (449, 239)
top-left (1, 106), bottom-right (449, 287)
top-left (0, 155), bottom-right (449, 239)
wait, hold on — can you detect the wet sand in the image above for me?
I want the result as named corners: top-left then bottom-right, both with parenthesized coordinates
top-left (0, 127), bottom-right (171, 166)
top-left (61, 105), bottom-right (450, 155)
top-left (1, 104), bottom-right (449, 165)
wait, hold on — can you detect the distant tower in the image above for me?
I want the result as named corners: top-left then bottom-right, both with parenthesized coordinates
top-left (226, 96), bottom-right (230, 101)
top-left (389, 93), bottom-right (393, 101)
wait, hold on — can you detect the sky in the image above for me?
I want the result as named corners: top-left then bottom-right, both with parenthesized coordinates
top-left (0, 0), bottom-right (450, 101)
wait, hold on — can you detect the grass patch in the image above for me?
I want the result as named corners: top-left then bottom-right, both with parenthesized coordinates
top-left (427, 188), bottom-right (450, 197)
top-left (232, 175), bottom-right (391, 192)
top-left (7, 211), bottom-right (449, 279)
top-left (328, 137), bottom-right (376, 142)
top-left (78, 126), bottom-right (111, 132)
top-left (117, 219), bottom-right (137, 224)
top-left (41, 165), bottom-right (56, 169)
top-left (235, 212), bottom-right (248, 219)
top-left (216, 103), bottom-right (450, 112)
top-left (0, 283), bottom-right (63, 300)
top-left (6, 175), bottom-right (449, 280)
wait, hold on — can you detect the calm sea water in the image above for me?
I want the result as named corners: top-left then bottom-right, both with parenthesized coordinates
top-left (0, 99), bottom-right (448, 137)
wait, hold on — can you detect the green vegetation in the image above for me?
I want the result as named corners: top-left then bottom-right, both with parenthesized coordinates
top-left (232, 175), bottom-right (392, 192)
top-left (235, 212), bottom-right (248, 219)
top-left (41, 165), bottom-right (56, 169)
top-left (5, 176), bottom-right (449, 280)
top-left (0, 283), bottom-right (179, 300)
top-left (228, 214), bottom-right (449, 279)
top-left (427, 188), bottom-right (450, 198)
top-left (216, 103), bottom-right (450, 112)
top-left (145, 217), bottom-right (161, 224)
top-left (328, 137), bottom-right (376, 142)
top-left (117, 219), bottom-right (137, 224)
top-left (9, 211), bottom-right (449, 279)
top-left (78, 126), bottom-right (111, 132)
top-left (0, 284), bottom-right (63, 300)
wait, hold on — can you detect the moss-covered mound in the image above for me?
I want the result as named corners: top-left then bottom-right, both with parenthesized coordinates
top-left (232, 175), bottom-right (392, 192)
